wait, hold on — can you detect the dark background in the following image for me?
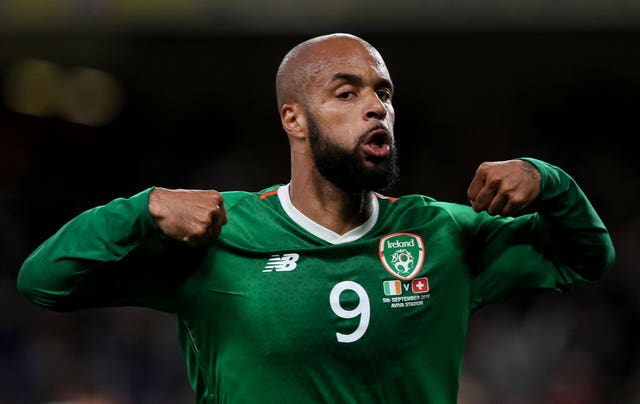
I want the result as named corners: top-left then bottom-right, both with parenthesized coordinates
top-left (1, 18), bottom-right (639, 404)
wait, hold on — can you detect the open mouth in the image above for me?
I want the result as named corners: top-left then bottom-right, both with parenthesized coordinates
top-left (362, 127), bottom-right (391, 160)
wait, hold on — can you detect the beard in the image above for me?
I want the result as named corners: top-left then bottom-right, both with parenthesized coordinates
top-left (306, 112), bottom-right (399, 194)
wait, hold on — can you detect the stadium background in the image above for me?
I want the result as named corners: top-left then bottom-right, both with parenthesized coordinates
top-left (1, 2), bottom-right (639, 403)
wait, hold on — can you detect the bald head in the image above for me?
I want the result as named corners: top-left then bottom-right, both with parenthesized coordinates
top-left (275, 33), bottom-right (387, 110)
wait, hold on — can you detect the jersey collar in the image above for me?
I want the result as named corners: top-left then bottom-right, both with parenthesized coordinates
top-left (277, 184), bottom-right (379, 245)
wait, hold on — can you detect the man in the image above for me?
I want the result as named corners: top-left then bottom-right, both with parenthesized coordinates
top-left (18, 33), bottom-right (615, 403)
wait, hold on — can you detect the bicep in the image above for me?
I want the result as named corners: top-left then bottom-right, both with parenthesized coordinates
top-left (18, 233), bottom-right (203, 313)
top-left (468, 215), bottom-right (589, 311)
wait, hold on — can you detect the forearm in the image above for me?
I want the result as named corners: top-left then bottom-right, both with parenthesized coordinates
top-left (521, 158), bottom-right (615, 280)
top-left (17, 188), bottom-right (165, 310)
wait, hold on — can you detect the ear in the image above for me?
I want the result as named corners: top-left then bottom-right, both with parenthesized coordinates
top-left (280, 103), bottom-right (307, 140)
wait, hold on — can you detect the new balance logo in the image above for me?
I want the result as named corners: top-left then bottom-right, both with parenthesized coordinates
top-left (263, 253), bottom-right (300, 272)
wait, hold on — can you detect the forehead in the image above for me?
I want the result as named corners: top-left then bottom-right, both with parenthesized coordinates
top-left (306, 38), bottom-right (391, 85)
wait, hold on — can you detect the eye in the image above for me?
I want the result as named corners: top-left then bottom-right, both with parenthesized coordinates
top-left (337, 91), bottom-right (356, 101)
top-left (376, 89), bottom-right (392, 102)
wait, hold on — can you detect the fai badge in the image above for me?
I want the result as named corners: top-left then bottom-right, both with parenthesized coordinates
top-left (379, 233), bottom-right (425, 280)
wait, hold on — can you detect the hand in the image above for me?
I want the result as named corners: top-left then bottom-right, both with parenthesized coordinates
top-left (148, 187), bottom-right (228, 246)
top-left (466, 160), bottom-right (541, 216)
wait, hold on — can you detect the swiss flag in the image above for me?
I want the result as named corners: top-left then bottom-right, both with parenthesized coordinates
top-left (412, 277), bottom-right (429, 293)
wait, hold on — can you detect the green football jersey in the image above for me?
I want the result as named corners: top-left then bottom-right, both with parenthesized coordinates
top-left (17, 158), bottom-right (615, 404)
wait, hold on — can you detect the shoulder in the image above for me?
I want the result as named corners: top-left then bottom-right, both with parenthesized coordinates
top-left (377, 192), bottom-right (490, 231)
top-left (377, 192), bottom-right (470, 215)
top-left (221, 185), bottom-right (283, 210)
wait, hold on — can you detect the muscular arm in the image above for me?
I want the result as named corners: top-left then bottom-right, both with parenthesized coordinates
top-left (17, 187), bottom-right (225, 312)
top-left (466, 158), bottom-right (615, 309)
top-left (522, 158), bottom-right (614, 279)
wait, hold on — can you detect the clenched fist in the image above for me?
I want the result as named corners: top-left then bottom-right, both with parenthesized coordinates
top-left (148, 187), bottom-right (228, 246)
top-left (467, 160), bottom-right (541, 217)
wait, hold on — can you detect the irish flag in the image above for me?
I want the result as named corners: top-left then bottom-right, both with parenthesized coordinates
top-left (383, 280), bottom-right (402, 296)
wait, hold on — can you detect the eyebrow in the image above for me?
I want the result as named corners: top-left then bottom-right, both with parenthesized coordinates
top-left (330, 73), bottom-right (394, 92)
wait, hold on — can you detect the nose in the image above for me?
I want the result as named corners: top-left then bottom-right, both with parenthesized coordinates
top-left (364, 91), bottom-right (387, 121)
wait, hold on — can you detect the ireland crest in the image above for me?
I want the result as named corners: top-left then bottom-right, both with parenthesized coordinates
top-left (378, 233), bottom-right (425, 280)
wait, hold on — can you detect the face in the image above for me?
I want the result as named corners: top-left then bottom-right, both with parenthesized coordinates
top-left (303, 38), bottom-right (399, 193)
top-left (307, 110), bottom-right (399, 193)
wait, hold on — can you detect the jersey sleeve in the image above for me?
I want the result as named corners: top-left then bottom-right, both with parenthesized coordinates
top-left (16, 188), bottom-right (203, 313)
top-left (468, 158), bottom-right (615, 311)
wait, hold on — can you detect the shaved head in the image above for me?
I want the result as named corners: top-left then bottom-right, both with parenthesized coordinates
top-left (275, 33), bottom-right (387, 110)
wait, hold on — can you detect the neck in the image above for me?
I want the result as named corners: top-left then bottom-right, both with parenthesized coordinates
top-left (288, 175), bottom-right (374, 235)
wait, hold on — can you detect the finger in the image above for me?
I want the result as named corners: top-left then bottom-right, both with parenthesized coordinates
top-left (500, 193), bottom-right (529, 217)
top-left (466, 169), bottom-right (487, 203)
top-left (183, 226), bottom-right (220, 247)
top-left (487, 192), bottom-right (508, 216)
top-left (182, 234), bottom-right (204, 248)
top-left (500, 201), bottom-right (517, 217)
top-left (471, 184), bottom-right (498, 213)
top-left (203, 222), bottom-right (222, 243)
top-left (200, 207), bottom-right (225, 244)
top-left (216, 199), bottom-right (228, 226)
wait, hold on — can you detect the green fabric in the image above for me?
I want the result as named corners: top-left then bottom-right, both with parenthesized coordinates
top-left (17, 159), bottom-right (615, 403)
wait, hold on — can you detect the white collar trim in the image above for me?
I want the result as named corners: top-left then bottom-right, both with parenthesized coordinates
top-left (277, 184), bottom-right (379, 245)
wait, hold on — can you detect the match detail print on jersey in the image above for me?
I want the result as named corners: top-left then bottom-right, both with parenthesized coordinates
top-left (378, 233), bottom-right (425, 280)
